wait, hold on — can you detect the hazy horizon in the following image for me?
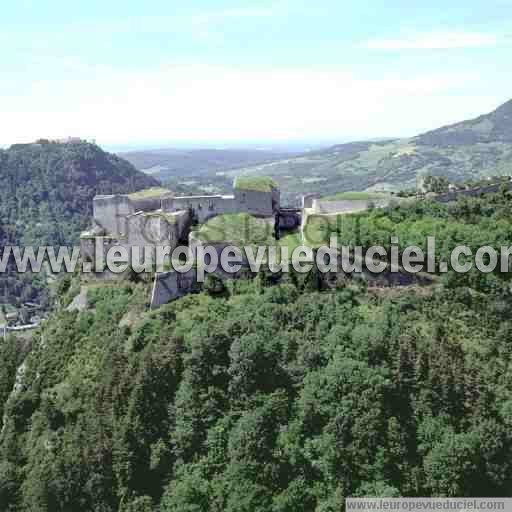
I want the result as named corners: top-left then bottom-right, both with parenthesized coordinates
top-left (103, 137), bottom-right (378, 154)
top-left (1, 137), bottom-right (391, 154)
top-left (3, 1), bottom-right (512, 146)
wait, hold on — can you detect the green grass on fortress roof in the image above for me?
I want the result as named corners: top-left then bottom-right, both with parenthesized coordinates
top-left (234, 176), bottom-right (277, 192)
top-left (195, 213), bottom-right (275, 245)
top-left (3, 304), bottom-right (18, 314)
top-left (127, 187), bottom-right (171, 200)
top-left (323, 191), bottom-right (391, 201)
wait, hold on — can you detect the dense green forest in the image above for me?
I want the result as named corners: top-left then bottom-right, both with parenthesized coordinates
top-left (1, 278), bottom-right (512, 510)
top-left (305, 189), bottom-right (512, 292)
top-left (0, 140), bottom-right (158, 306)
top-left (2, 192), bottom-right (512, 510)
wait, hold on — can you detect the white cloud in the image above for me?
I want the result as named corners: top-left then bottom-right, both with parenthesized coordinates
top-left (194, 5), bottom-right (280, 22)
top-left (365, 31), bottom-right (499, 50)
top-left (189, 5), bottom-right (281, 37)
top-left (0, 64), bottom-right (498, 145)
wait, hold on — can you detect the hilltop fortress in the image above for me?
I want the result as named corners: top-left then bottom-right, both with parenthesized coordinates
top-left (77, 174), bottom-right (512, 308)
top-left (80, 177), bottom-right (283, 264)
top-left (80, 178), bottom-right (396, 306)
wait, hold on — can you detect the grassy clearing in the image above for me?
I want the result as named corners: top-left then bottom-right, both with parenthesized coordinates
top-left (127, 187), bottom-right (171, 200)
top-left (234, 176), bottom-right (277, 192)
top-left (195, 213), bottom-right (275, 245)
top-left (277, 231), bottom-right (303, 253)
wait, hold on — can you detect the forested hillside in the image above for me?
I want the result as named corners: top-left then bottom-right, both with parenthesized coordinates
top-left (2, 192), bottom-right (512, 511)
top-left (119, 147), bottom-right (295, 181)
top-left (219, 99), bottom-right (512, 200)
top-left (118, 101), bottom-right (512, 205)
top-left (305, 189), bottom-right (512, 291)
top-left (0, 140), bottom-right (159, 305)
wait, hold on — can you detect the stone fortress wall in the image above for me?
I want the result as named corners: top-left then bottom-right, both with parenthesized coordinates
top-left (163, 195), bottom-right (237, 223)
top-left (233, 186), bottom-right (280, 217)
top-left (83, 194), bottom-right (190, 265)
top-left (311, 197), bottom-right (392, 214)
top-left (81, 177), bottom-right (416, 309)
top-left (300, 196), bottom-right (394, 239)
top-left (81, 178), bottom-right (281, 269)
top-left (92, 195), bottom-right (134, 236)
top-left (160, 184), bottom-right (279, 223)
top-left (150, 250), bottom-right (435, 308)
top-left (151, 266), bottom-right (253, 307)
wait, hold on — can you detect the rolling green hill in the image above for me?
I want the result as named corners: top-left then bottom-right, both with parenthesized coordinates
top-left (0, 140), bottom-right (159, 306)
top-left (223, 99), bottom-right (512, 201)
top-left (417, 98), bottom-right (512, 146)
top-left (119, 147), bottom-right (296, 180)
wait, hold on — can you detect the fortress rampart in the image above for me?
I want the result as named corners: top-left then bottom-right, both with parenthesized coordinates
top-left (311, 198), bottom-right (392, 214)
top-left (93, 195), bottom-right (134, 235)
top-left (164, 195), bottom-right (238, 223)
top-left (81, 179), bottom-right (281, 271)
top-left (81, 178), bottom-right (417, 308)
top-left (151, 266), bottom-right (253, 307)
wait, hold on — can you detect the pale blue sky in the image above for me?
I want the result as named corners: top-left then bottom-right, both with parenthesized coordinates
top-left (2, 0), bottom-right (512, 146)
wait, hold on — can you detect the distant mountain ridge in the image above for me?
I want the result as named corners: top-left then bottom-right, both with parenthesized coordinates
top-left (220, 98), bottom-right (512, 198)
top-left (119, 147), bottom-right (297, 180)
top-left (0, 140), bottom-right (158, 244)
top-left (416, 99), bottom-right (512, 146)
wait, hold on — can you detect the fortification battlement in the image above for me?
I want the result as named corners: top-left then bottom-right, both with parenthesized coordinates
top-left (81, 177), bottom-right (281, 268)
top-left (91, 178), bottom-right (280, 239)
top-left (79, 178), bottom-right (406, 309)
